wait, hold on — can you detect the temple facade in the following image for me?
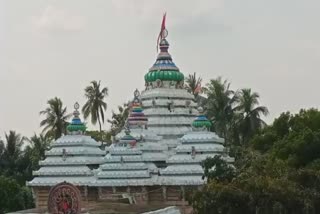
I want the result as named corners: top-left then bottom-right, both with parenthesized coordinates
top-left (27, 20), bottom-right (233, 209)
top-left (141, 36), bottom-right (198, 150)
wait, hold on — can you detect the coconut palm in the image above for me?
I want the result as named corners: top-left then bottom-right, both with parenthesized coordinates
top-left (0, 131), bottom-right (25, 176)
top-left (185, 72), bottom-right (203, 98)
top-left (40, 97), bottom-right (71, 139)
top-left (237, 88), bottom-right (269, 143)
top-left (82, 80), bottom-right (108, 132)
top-left (205, 77), bottom-right (239, 144)
top-left (107, 104), bottom-right (130, 136)
top-left (26, 134), bottom-right (51, 170)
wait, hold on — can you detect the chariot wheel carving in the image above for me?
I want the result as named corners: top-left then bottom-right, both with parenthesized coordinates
top-left (48, 182), bottom-right (81, 214)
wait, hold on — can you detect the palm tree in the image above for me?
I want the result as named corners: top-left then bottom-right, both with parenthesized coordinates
top-left (107, 104), bottom-right (130, 136)
top-left (26, 134), bottom-right (51, 170)
top-left (82, 80), bottom-right (108, 132)
top-left (40, 97), bottom-right (71, 139)
top-left (0, 131), bottom-right (25, 176)
top-left (205, 77), bottom-right (239, 145)
top-left (237, 88), bottom-right (269, 143)
top-left (185, 72), bottom-right (202, 98)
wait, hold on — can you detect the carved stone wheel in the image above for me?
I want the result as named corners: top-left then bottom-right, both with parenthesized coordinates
top-left (48, 182), bottom-right (81, 214)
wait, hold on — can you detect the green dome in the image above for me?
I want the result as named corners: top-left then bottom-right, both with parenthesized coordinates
top-left (192, 120), bottom-right (212, 128)
top-left (192, 114), bottom-right (212, 129)
top-left (144, 70), bottom-right (184, 82)
top-left (67, 123), bottom-right (86, 132)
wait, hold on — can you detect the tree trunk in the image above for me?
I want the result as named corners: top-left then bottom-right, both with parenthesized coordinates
top-left (98, 117), bottom-right (102, 133)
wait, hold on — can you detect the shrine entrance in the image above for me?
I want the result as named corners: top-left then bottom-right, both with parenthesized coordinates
top-left (47, 182), bottom-right (82, 214)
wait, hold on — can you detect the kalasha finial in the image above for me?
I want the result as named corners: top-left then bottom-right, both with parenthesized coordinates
top-left (133, 89), bottom-right (141, 103)
top-left (74, 102), bottom-right (80, 110)
top-left (73, 102), bottom-right (80, 118)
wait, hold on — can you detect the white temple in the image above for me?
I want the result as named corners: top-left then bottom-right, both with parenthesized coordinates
top-left (27, 18), bottom-right (234, 209)
top-left (160, 107), bottom-right (234, 186)
top-left (141, 37), bottom-right (198, 149)
top-left (28, 103), bottom-right (105, 187)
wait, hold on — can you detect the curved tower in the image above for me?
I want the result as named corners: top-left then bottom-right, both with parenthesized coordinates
top-left (160, 107), bottom-right (234, 186)
top-left (141, 16), bottom-right (198, 149)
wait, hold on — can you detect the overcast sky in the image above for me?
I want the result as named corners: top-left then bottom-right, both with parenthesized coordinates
top-left (1, 0), bottom-right (320, 138)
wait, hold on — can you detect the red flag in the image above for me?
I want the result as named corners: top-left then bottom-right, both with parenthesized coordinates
top-left (157, 13), bottom-right (167, 51)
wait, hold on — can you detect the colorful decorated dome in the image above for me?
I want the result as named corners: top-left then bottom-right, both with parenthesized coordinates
top-left (127, 89), bottom-right (148, 126)
top-left (144, 24), bottom-right (184, 83)
top-left (192, 107), bottom-right (212, 129)
top-left (67, 102), bottom-right (86, 133)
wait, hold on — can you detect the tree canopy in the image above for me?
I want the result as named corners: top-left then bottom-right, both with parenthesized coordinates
top-left (189, 108), bottom-right (320, 214)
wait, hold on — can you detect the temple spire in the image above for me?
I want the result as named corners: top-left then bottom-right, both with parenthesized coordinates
top-left (67, 102), bottom-right (86, 134)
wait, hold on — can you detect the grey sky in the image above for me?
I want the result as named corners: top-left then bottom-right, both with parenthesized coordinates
top-left (1, 0), bottom-right (320, 138)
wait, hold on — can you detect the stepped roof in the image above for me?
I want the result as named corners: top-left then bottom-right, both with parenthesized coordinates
top-left (28, 103), bottom-right (105, 187)
top-left (94, 131), bottom-right (159, 187)
top-left (160, 109), bottom-right (234, 185)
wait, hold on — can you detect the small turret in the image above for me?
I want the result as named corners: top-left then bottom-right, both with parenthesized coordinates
top-left (67, 102), bottom-right (86, 134)
top-left (192, 107), bottom-right (212, 131)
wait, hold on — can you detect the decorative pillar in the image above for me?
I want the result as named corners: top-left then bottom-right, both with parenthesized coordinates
top-left (127, 186), bottom-right (131, 193)
top-left (162, 186), bottom-right (167, 201)
top-left (112, 186), bottom-right (116, 193)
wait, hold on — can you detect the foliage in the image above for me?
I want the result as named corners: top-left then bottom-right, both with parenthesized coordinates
top-left (25, 134), bottom-right (52, 172)
top-left (82, 80), bottom-right (108, 132)
top-left (40, 97), bottom-right (72, 139)
top-left (202, 155), bottom-right (235, 182)
top-left (0, 131), bottom-right (30, 184)
top-left (86, 130), bottom-right (112, 146)
top-left (107, 104), bottom-right (130, 136)
top-left (190, 109), bottom-right (320, 214)
top-left (204, 77), bottom-right (268, 145)
top-left (236, 88), bottom-right (269, 143)
top-left (0, 176), bottom-right (34, 214)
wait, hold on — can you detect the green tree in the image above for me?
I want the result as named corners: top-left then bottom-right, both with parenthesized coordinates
top-left (40, 97), bottom-right (71, 139)
top-left (82, 80), bottom-right (108, 132)
top-left (26, 134), bottom-right (51, 171)
top-left (190, 109), bottom-right (320, 214)
top-left (202, 155), bottom-right (235, 182)
top-left (237, 88), bottom-right (269, 144)
top-left (86, 130), bottom-right (112, 146)
top-left (205, 77), bottom-right (238, 144)
top-left (0, 176), bottom-right (33, 214)
top-left (0, 131), bottom-right (31, 184)
top-left (0, 131), bottom-right (25, 175)
top-left (107, 104), bottom-right (130, 136)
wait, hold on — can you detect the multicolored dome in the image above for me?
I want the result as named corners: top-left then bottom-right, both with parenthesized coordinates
top-left (192, 107), bottom-right (212, 129)
top-left (127, 89), bottom-right (148, 127)
top-left (67, 102), bottom-right (86, 133)
top-left (128, 102), bottom-right (148, 126)
top-left (144, 38), bottom-right (184, 83)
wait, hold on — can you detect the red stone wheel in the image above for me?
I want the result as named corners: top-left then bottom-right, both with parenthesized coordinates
top-left (48, 182), bottom-right (81, 214)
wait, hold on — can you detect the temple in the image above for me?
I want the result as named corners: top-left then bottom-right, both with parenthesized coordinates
top-left (142, 30), bottom-right (198, 149)
top-left (28, 103), bottom-right (105, 207)
top-left (27, 16), bottom-right (233, 211)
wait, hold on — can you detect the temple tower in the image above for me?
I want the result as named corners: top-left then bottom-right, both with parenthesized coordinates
top-left (28, 102), bottom-right (105, 207)
top-left (160, 107), bottom-right (234, 186)
top-left (141, 16), bottom-right (198, 149)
